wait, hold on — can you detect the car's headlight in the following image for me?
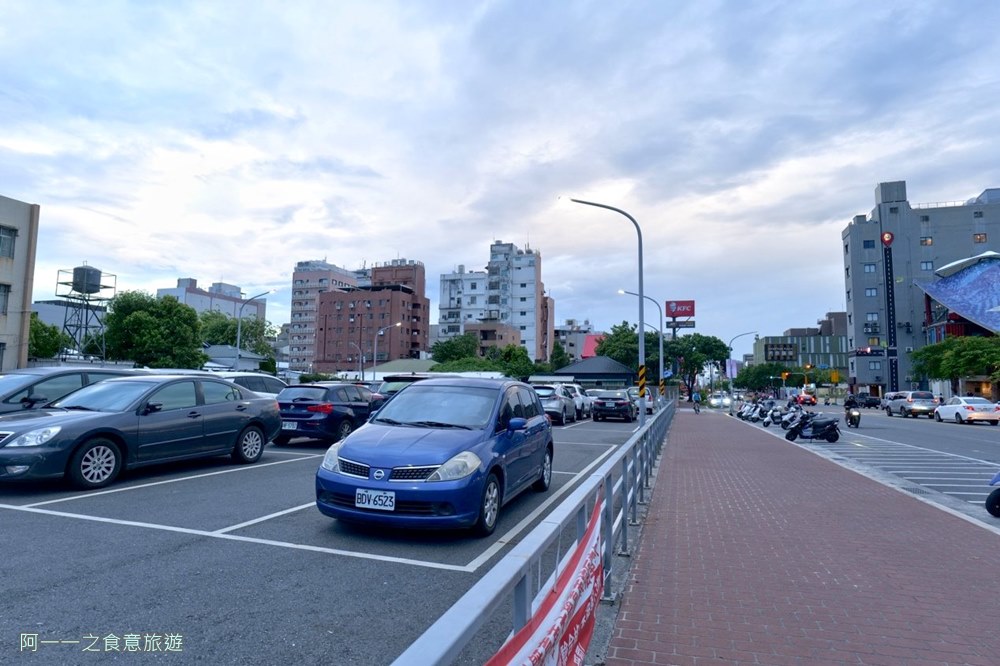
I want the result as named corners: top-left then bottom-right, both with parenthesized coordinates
top-left (5, 426), bottom-right (62, 448)
top-left (427, 451), bottom-right (482, 482)
top-left (320, 442), bottom-right (344, 472)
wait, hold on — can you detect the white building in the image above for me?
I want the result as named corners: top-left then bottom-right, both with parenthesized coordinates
top-left (156, 278), bottom-right (264, 319)
top-left (0, 194), bottom-right (40, 369)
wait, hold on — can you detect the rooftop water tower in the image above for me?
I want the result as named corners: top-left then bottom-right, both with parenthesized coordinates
top-left (55, 265), bottom-right (117, 359)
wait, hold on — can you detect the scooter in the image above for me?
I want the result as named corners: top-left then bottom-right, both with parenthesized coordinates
top-left (844, 406), bottom-right (861, 428)
top-left (784, 411), bottom-right (840, 443)
top-left (986, 471), bottom-right (1000, 517)
top-left (761, 404), bottom-right (783, 427)
top-left (780, 405), bottom-right (804, 430)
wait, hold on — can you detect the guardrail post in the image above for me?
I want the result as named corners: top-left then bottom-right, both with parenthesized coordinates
top-left (643, 431), bottom-right (652, 489)
top-left (512, 572), bottom-right (530, 632)
top-left (634, 444), bottom-right (646, 505)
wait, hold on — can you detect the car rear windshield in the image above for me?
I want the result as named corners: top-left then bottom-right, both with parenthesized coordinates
top-left (597, 391), bottom-right (627, 399)
top-left (965, 397), bottom-right (992, 405)
top-left (911, 392), bottom-right (935, 400)
top-left (533, 386), bottom-right (555, 397)
top-left (277, 387), bottom-right (329, 401)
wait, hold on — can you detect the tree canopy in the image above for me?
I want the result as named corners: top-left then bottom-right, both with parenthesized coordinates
top-left (664, 333), bottom-right (730, 397)
top-left (28, 313), bottom-right (73, 359)
top-left (549, 341), bottom-right (571, 371)
top-left (104, 291), bottom-right (208, 368)
top-left (431, 332), bottom-right (479, 363)
top-left (911, 336), bottom-right (1000, 398)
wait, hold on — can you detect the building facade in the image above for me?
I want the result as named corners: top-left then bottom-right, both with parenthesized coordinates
top-left (288, 260), bottom-right (361, 372)
top-left (0, 195), bottom-right (40, 370)
top-left (156, 278), bottom-right (265, 319)
top-left (313, 260), bottom-right (430, 375)
top-left (842, 181), bottom-right (1000, 395)
top-left (438, 241), bottom-right (553, 362)
top-left (553, 319), bottom-right (594, 361)
top-left (752, 312), bottom-right (849, 377)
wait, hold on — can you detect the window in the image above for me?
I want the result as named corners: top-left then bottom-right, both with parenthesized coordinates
top-left (520, 283), bottom-right (527, 288)
top-left (919, 237), bottom-right (932, 246)
top-left (149, 382), bottom-right (198, 411)
top-left (866, 312), bottom-right (879, 322)
top-left (974, 233), bottom-right (988, 243)
top-left (920, 261), bottom-right (933, 271)
top-left (919, 215), bottom-right (930, 222)
top-left (863, 263), bottom-right (876, 273)
top-left (203, 381), bottom-right (242, 404)
top-left (868, 337), bottom-right (880, 346)
top-left (844, 243), bottom-right (849, 254)
top-left (0, 284), bottom-right (9, 315)
top-left (862, 240), bottom-right (875, 249)
top-left (889, 206), bottom-right (898, 213)
top-left (974, 211), bottom-right (984, 218)
top-left (845, 266), bottom-right (850, 278)
top-left (865, 288), bottom-right (877, 297)
top-left (846, 289), bottom-right (851, 302)
top-left (868, 361), bottom-right (882, 370)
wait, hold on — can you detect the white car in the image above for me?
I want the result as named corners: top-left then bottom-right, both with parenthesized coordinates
top-left (566, 383), bottom-right (593, 419)
top-left (933, 396), bottom-right (999, 425)
top-left (627, 386), bottom-right (655, 414)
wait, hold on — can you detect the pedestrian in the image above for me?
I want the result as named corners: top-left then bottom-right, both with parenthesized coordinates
top-left (692, 389), bottom-right (701, 414)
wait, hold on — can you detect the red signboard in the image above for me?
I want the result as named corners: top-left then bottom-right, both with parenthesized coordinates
top-left (666, 300), bottom-right (695, 317)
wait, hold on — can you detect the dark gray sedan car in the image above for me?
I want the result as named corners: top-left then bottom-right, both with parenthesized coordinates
top-left (0, 375), bottom-right (281, 489)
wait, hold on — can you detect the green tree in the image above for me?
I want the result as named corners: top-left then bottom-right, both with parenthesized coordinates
top-left (911, 336), bottom-right (1000, 399)
top-left (549, 342), bottom-right (571, 371)
top-left (498, 344), bottom-right (535, 380)
top-left (431, 333), bottom-right (479, 363)
top-left (200, 309), bottom-right (237, 346)
top-left (733, 362), bottom-right (790, 392)
top-left (28, 313), bottom-right (73, 359)
top-left (594, 321), bottom-right (638, 368)
top-left (104, 291), bottom-right (208, 368)
top-left (432, 357), bottom-right (502, 373)
top-left (664, 333), bottom-right (729, 399)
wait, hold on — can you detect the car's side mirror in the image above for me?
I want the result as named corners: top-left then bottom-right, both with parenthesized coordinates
top-left (21, 395), bottom-right (48, 409)
top-left (507, 417), bottom-right (528, 432)
top-left (143, 402), bottom-right (163, 415)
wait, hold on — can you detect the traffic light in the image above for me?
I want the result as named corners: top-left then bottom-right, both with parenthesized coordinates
top-left (781, 372), bottom-right (789, 380)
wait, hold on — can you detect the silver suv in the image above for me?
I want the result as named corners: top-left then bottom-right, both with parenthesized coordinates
top-left (886, 390), bottom-right (937, 418)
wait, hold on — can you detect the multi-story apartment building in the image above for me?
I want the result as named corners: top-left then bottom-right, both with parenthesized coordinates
top-left (438, 241), bottom-right (553, 362)
top-left (842, 181), bottom-right (1000, 395)
top-left (752, 312), bottom-right (849, 379)
top-left (156, 278), bottom-right (265, 319)
top-left (313, 260), bottom-right (429, 375)
top-left (288, 260), bottom-right (361, 372)
top-left (0, 195), bottom-right (40, 370)
top-left (554, 319), bottom-right (594, 361)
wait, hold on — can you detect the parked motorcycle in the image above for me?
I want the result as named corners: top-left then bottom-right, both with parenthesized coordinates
top-left (761, 404), bottom-right (783, 427)
top-left (780, 405), bottom-right (804, 430)
top-left (844, 406), bottom-right (861, 428)
top-left (986, 471), bottom-right (1000, 517)
top-left (785, 411), bottom-right (840, 442)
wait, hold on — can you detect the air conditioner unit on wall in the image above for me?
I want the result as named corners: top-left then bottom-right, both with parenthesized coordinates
top-left (905, 346), bottom-right (913, 352)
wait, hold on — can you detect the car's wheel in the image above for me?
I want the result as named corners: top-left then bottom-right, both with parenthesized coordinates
top-left (337, 420), bottom-right (354, 441)
top-left (473, 472), bottom-right (502, 537)
top-left (934, 412), bottom-right (942, 422)
top-left (232, 426), bottom-right (265, 464)
top-left (826, 431), bottom-right (839, 443)
top-left (533, 447), bottom-right (553, 492)
top-left (69, 438), bottom-right (122, 489)
top-left (576, 407), bottom-right (583, 421)
top-left (273, 434), bottom-right (291, 446)
top-left (986, 488), bottom-right (1000, 518)
top-left (991, 421), bottom-right (999, 426)
top-left (885, 408), bottom-right (892, 417)
top-left (955, 414), bottom-right (964, 425)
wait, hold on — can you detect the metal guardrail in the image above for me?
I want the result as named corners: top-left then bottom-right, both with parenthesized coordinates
top-left (393, 399), bottom-right (676, 665)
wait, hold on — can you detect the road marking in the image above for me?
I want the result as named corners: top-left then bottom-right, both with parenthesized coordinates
top-left (214, 502), bottom-right (315, 534)
top-left (24, 455), bottom-right (324, 508)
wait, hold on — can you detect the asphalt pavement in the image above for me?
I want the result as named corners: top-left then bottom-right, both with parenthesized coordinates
top-left (598, 406), bottom-right (1000, 666)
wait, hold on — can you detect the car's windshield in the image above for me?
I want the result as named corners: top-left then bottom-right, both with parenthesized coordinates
top-left (374, 385), bottom-right (498, 429)
top-left (53, 380), bottom-right (157, 411)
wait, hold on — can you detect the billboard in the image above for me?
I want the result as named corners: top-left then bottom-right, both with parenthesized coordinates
top-left (666, 300), bottom-right (695, 317)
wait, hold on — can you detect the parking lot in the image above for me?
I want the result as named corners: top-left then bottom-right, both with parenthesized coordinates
top-left (2, 417), bottom-right (638, 664)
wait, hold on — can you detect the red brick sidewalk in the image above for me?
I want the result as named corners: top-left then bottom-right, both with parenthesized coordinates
top-left (604, 408), bottom-right (1000, 666)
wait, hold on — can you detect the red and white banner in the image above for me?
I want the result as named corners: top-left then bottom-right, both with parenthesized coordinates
top-left (486, 499), bottom-right (604, 666)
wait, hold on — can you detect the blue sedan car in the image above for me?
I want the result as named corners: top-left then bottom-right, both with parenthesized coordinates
top-left (315, 378), bottom-right (554, 536)
top-left (0, 375), bottom-right (281, 489)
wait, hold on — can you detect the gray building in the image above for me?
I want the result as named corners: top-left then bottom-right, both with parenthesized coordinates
top-left (553, 319), bottom-right (594, 362)
top-left (156, 278), bottom-right (264, 319)
top-left (842, 181), bottom-right (1000, 395)
top-left (0, 195), bottom-right (40, 369)
top-left (752, 312), bottom-right (849, 378)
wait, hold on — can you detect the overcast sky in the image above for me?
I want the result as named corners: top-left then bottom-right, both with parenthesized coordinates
top-left (3, 1), bottom-right (999, 359)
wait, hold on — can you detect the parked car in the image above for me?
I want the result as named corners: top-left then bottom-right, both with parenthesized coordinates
top-left (593, 389), bottom-right (638, 422)
top-left (374, 373), bottom-right (461, 401)
top-left (274, 383), bottom-right (376, 445)
top-left (565, 383), bottom-right (592, 419)
top-left (933, 396), bottom-right (1000, 425)
top-left (315, 377), bottom-right (553, 536)
top-left (0, 366), bottom-right (142, 414)
top-left (532, 384), bottom-right (576, 425)
top-left (885, 390), bottom-right (937, 418)
top-left (627, 386), bottom-right (655, 414)
top-left (0, 374), bottom-right (280, 489)
top-left (212, 371), bottom-right (288, 398)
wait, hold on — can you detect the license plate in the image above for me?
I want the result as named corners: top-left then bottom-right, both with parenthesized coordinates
top-left (355, 488), bottom-right (395, 511)
top-left (281, 421), bottom-right (297, 430)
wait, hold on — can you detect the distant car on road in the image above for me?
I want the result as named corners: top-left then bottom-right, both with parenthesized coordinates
top-left (885, 390), bottom-right (937, 418)
top-left (0, 374), bottom-right (279, 489)
top-left (933, 396), bottom-right (999, 425)
top-left (796, 393), bottom-right (817, 406)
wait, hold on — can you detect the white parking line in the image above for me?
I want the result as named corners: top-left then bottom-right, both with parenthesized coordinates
top-left (215, 503), bottom-right (316, 534)
top-left (24, 455), bottom-right (324, 508)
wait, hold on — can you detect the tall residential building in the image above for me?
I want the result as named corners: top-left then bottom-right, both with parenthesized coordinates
top-left (156, 278), bottom-right (265, 319)
top-left (842, 180), bottom-right (1000, 395)
top-left (438, 241), bottom-right (553, 362)
top-left (0, 195), bottom-right (40, 370)
top-left (554, 319), bottom-right (594, 362)
top-left (313, 259), bottom-right (429, 374)
top-left (289, 260), bottom-right (361, 372)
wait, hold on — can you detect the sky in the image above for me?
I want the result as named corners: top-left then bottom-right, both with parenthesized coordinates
top-left (3, 1), bottom-right (1000, 360)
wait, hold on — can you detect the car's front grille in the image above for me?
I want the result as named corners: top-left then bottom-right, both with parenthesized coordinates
top-left (338, 458), bottom-right (370, 478)
top-left (390, 466), bottom-right (439, 481)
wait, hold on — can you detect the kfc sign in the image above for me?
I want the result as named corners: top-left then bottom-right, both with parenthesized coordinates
top-left (666, 300), bottom-right (695, 317)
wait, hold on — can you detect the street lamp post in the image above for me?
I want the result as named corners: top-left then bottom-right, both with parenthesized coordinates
top-left (234, 290), bottom-right (272, 370)
top-left (619, 289), bottom-right (664, 407)
top-left (372, 322), bottom-right (402, 379)
top-left (725, 331), bottom-right (756, 413)
top-left (573, 199), bottom-right (646, 427)
top-left (349, 342), bottom-right (364, 381)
